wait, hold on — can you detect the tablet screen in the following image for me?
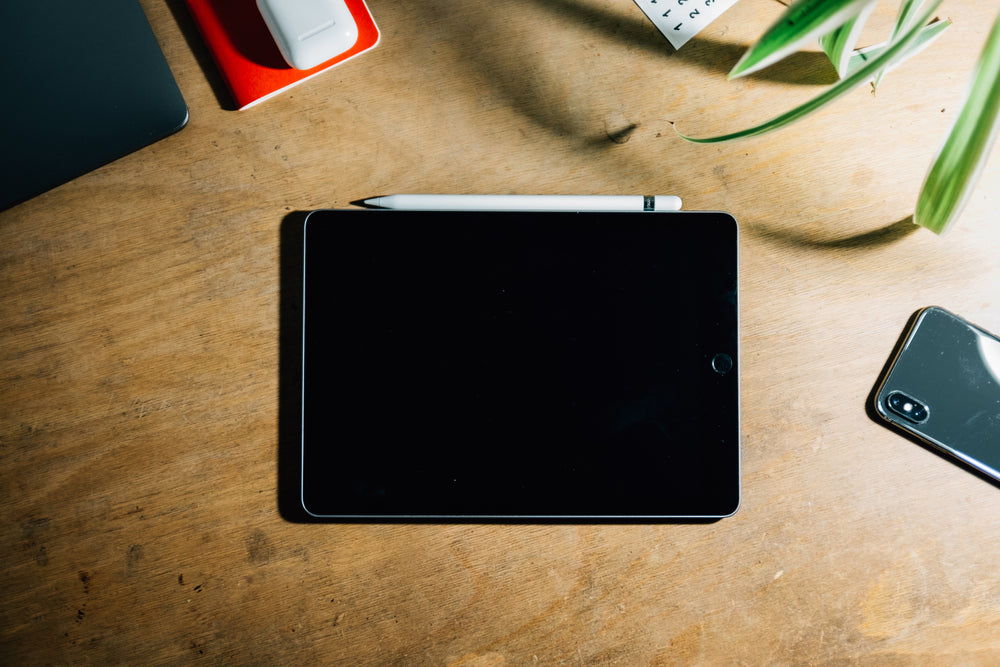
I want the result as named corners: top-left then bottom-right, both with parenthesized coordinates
top-left (300, 210), bottom-right (739, 519)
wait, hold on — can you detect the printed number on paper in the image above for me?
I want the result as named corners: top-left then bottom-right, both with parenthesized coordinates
top-left (634, 0), bottom-right (740, 49)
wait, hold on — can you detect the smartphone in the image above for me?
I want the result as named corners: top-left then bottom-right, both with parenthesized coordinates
top-left (872, 306), bottom-right (1000, 481)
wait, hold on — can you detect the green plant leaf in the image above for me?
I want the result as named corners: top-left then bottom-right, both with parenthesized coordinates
top-left (729, 0), bottom-right (878, 79)
top-left (679, 0), bottom-right (944, 143)
top-left (873, 0), bottom-right (935, 88)
top-left (819, 2), bottom-right (876, 79)
top-left (888, 0), bottom-right (929, 41)
top-left (915, 13), bottom-right (1000, 234)
top-left (848, 18), bottom-right (951, 80)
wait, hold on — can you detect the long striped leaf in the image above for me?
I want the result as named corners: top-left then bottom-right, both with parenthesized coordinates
top-left (848, 18), bottom-right (951, 80)
top-left (680, 0), bottom-right (944, 143)
top-left (820, 2), bottom-right (877, 79)
top-left (874, 0), bottom-right (934, 88)
top-left (915, 13), bottom-right (1000, 234)
top-left (729, 0), bottom-right (877, 79)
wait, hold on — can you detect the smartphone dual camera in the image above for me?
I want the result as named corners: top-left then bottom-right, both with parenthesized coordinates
top-left (873, 306), bottom-right (1000, 482)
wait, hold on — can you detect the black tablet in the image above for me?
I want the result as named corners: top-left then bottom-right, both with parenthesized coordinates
top-left (300, 210), bottom-right (740, 519)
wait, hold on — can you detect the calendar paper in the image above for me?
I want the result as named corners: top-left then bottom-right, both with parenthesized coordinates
top-left (635, 0), bottom-right (740, 50)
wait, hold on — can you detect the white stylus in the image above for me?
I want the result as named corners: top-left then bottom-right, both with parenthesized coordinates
top-left (360, 194), bottom-right (683, 212)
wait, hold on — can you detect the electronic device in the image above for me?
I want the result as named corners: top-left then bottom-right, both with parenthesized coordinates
top-left (299, 209), bottom-right (741, 519)
top-left (257, 0), bottom-right (359, 70)
top-left (872, 306), bottom-right (1000, 482)
top-left (0, 0), bottom-right (188, 211)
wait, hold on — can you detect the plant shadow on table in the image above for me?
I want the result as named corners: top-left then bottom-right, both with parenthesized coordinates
top-left (865, 308), bottom-right (1000, 491)
top-left (527, 0), bottom-right (838, 85)
top-left (405, 0), bottom-right (835, 153)
top-left (277, 212), bottom-right (721, 525)
top-left (750, 216), bottom-right (920, 250)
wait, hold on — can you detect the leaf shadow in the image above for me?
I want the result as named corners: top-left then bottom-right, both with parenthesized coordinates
top-left (749, 216), bottom-right (920, 251)
top-left (530, 0), bottom-right (839, 85)
top-left (410, 0), bottom-right (839, 152)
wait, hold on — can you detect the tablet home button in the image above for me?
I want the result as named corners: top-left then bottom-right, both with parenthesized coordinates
top-left (711, 353), bottom-right (734, 375)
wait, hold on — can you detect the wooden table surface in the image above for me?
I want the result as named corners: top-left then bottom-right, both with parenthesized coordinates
top-left (5, 0), bottom-right (1000, 663)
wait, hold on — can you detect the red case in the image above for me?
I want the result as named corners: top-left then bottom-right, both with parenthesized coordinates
top-left (185, 0), bottom-right (379, 109)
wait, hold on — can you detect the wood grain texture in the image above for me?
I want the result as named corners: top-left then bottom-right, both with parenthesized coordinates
top-left (4, 0), bottom-right (1000, 663)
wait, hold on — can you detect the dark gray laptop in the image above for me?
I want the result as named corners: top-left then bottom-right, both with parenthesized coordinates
top-left (1, 0), bottom-right (189, 210)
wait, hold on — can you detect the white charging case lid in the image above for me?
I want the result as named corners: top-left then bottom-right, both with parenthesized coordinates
top-left (256, 0), bottom-right (359, 70)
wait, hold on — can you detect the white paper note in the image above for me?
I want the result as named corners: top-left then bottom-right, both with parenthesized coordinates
top-left (634, 0), bottom-right (740, 50)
